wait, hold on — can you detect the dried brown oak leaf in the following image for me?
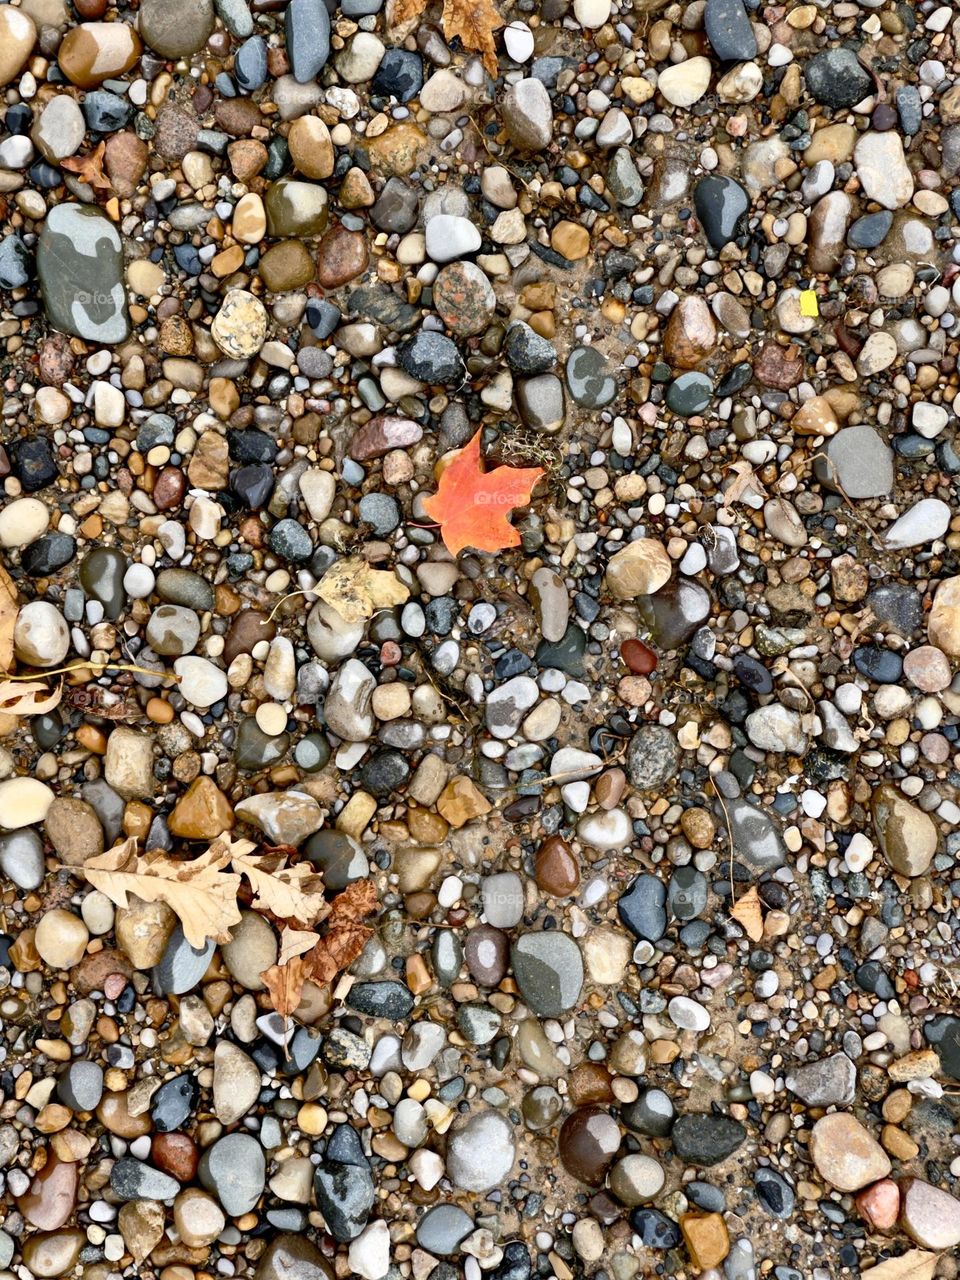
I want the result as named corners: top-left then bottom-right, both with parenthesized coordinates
top-left (259, 928), bottom-right (320, 1020)
top-left (219, 834), bottom-right (329, 926)
top-left (0, 564), bottom-right (18, 674)
top-left (61, 142), bottom-right (113, 191)
top-left (308, 877), bottom-right (379, 983)
top-left (81, 838), bottom-right (242, 948)
top-left (260, 880), bottom-right (379, 1019)
top-left (388, 0), bottom-right (504, 77)
top-left (0, 679), bottom-right (63, 717)
top-left (722, 459), bottom-right (767, 508)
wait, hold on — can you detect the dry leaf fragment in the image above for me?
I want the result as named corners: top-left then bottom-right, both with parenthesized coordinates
top-left (306, 878), bottom-right (379, 984)
top-left (260, 953), bottom-right (312, 1021)
top-left (386, 0), bottom-right (503, 81)
top-left (229, 845), bottom-right (329, 926)
top-left (441, 0), bottom-right (504, 77)
top-left (81, 838), bottom-right (242, 948)
top-left (0, 564), bottom-right (17, 674)
top-left (860, 1252), bottom-right (938, 1280)
top-left (722, 459), bottom-right (767, 508)
top-left (61, 141), bottom-right (112, 191)
top-left (276, 927), bottom-right (322, 966)
top-left (261, 880), bottom-right (379, 1020)
top-left (730, 885), bottom-right (764, 941)
top-left (0, 679), bottom-right (63, 717)
top-left (260, 925), bottom-right (320, 1019)
top-left (386, 0), bottom-right (428, 33)
top-left (316, 557), bottom-right (410, 625)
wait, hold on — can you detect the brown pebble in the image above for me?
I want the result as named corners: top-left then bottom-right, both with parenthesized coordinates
top-left (534, 837), bottom-right (580, 897)
top-left (558, 1107), bottom-right (621, 1186)
top-left (315, 224), bottom-right (369, 288)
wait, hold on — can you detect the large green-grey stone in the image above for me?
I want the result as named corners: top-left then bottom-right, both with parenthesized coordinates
top-left (38, 204), bottom-right (129, 343)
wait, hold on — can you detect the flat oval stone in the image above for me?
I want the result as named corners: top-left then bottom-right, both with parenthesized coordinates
top-left (464, 924), bottom-right (510, 986)
top-left (511, 931), bottom-right (583, 1016)
top-left (198, 1133), bottom-right (266, 1216)
top-left (140, 0), bottom-right (214, 57)
top-left (152, 925), bottom-right (216, 995)
top-left (559, 1107), bottom-right (621, 1185)
top-left (38, 205), bottom-right (129, 343)
top-left (18, 1154), bottom-right (78, 1230)
top-left (415, 1203), bottom-right (475, 1255)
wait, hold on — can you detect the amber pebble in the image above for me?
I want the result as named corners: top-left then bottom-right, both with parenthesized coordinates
top-left (21, 1230), bottom-right (85, 1278)
top-left (74, 0), bottom-right (108, 15)
top-left (152, 1132), bottom-right (199, 1183)
top-left (17, 1154), bottom-right (78, 1231)
top-left (620, 638), bottom-right (657, 674)
top-left (568, 1063), bottom-right (614, 1107)
top-left (463, 924), bottom-right (510, 987)
top-left (97, 1090), bottom-right (153, 1140)
top-left (596, 768), bottom-right (627, 811)
top-left (558, 1107), bottom-right (622, 1186)
top-left (534, 837), bottom-right (580, 897)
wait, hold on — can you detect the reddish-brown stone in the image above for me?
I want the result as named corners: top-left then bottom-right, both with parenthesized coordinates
top-left (316, 224), bottom-right (369, 289)
top-left (349, 414), bottom-right (422, 461)
top-left (568, 1063), bottom-right (614, 1107)
top-left (856, 1178), bottom-right (899, 1231)
top-left (558, 1108), bottom-right (621, 1186)
top-left (152, 1132), bottom-right (199, 1183)
top-left (224, 610), bottom-right (276, 665)
top-left (753, 342), bottom-right (803, 390)
top-left (620, 639), bottom-right (657, 674)
top-left (534, 837), bottom-right (580, 897)
top-left (153, 467), bottom-right (187, 511)
top-left (71, 949), bottom-right (134, 994)
top-left (104, 132), bottom-right (149, 198)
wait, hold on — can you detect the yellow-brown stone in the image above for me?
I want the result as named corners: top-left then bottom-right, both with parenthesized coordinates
top-left (680, 1213), bottom-right (729, 1269)
top-left (436, 777), bottom-right (492, 828)
top-left (288, 116), bottom-right (335, 179)
top-left (366, 122), bottom-right (426, 175)
top-left (187, 430), bottom-right (229, 490)
top-left (167, 776), bottom-right (235, 840)
top-left (550, 221), bottom-right (590, 261)
top-left (59, 22), bottom-right (142, 89)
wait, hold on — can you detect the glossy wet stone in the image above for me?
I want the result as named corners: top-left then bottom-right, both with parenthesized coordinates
top-left (565, 346), bottom-right (616, 408)
top-left (511, 931), bottom-right (583, 1016)
top-left (37, 209), bottom-right (126, 352)
top-left (559, 1107), bottom-right (622, 1185)
top-left (694, 175), bottom-right (749, 249)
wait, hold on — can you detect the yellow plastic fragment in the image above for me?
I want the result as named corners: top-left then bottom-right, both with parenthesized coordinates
top-left (799, 290), bottom-right (819, 317)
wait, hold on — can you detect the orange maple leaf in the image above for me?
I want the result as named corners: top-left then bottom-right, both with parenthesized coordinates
top-left (61, 142), bottom-right (112, 192)
top-left (422, 431), bottom-right (544, 556)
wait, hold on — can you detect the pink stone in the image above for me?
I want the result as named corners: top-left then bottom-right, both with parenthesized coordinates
top-left (856, 1179), bottom-right (900, 1231)
top-left (103, 973), bottom-right (128, 999)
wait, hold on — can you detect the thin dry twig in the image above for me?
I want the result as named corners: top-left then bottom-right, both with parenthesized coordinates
top-left (711, 775), bottom-right (737, 907)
